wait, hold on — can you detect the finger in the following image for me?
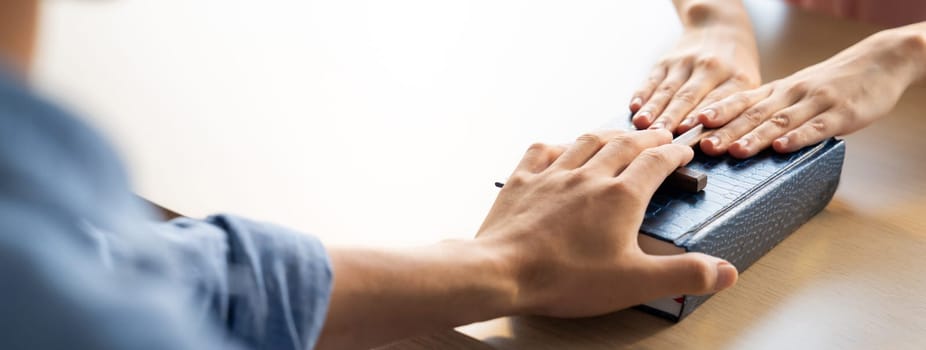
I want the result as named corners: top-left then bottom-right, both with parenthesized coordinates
top-left (728, 99), bottom-right (829, 158)
top-left (584, 129), bottom-right (673, 175)
top-left (697, 86), bottom-right (771, 129)
top-left (774, 111), bottom-right (844, 153)
top-left (630, 65), bottom-right (668, 112)
top-left (551, 130), bottom-right (624, 170)
top-left (514, 142), bottom-right (568, 174)
top-left (616, 143), bottom-right (694, 198)
top-left (641, 253), bottom-right (738, 297)
top-left (677, 80), bottom-right (744, 133)
top-left (650, 69), bottom-right (723, 131)
top-left (700, 92), bottom-right (792, 156)
top-left (633, 65), bottom-right (692, 129)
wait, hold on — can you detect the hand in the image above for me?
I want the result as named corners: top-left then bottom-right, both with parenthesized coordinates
top-left (696, 29), bottom-right (926, 158)
top-left (477, 129), bottom-right (738, 317)
top-left (319, 129), bottom-right (739, 349)
top-left (630, 23), bottom-right (760, 134)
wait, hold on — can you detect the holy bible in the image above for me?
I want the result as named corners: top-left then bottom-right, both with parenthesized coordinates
top-left (638, 138), bottom-right (846, 321)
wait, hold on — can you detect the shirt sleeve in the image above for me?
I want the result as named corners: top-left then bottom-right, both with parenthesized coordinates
top-left (0, 67), bottom-right (332, 350)
top-left (0, 205), bottom-right (334, 350)
top-left (160, 215), bottom-right (334, 350)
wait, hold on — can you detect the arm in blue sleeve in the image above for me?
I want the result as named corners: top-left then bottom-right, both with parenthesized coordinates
top-left (161, 215), bottom-right (334, 350)
top-left (0, 201), bottom-right (246, 350)
top-left (0, 205), bottom-right (334, 350)
top-left (0, 67), bottom-right (332, 350)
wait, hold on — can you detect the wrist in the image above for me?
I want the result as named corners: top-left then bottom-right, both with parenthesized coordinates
top-left (439, 238), bottom-right (523, 320)
top-left (858, 28), bottom-right (926, 88)
top-left (468, 232), bottom-right (562, 317)
top-left (678, 0), bottom-right (752, 31)
top-left (683, 22), bottom-right (757, 50)
top-left (881, 28), bottom-right (926, 85)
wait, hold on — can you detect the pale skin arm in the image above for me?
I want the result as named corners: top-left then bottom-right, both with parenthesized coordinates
top-left (317, 129), bottom-right (738, 350)
top-left (697, 23), bottom-right (926, 158)
top-left (631, 0), bottom-right (760, 133)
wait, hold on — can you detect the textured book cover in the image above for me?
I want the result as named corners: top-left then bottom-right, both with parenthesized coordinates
top-left (637, 137), bottom-right (846, 321)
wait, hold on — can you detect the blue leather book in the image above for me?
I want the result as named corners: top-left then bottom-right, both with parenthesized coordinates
top-left (637, 138), bottom-right (846, 321)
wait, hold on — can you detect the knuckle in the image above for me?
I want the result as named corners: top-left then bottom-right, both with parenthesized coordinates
top-left (730, 73), bottom-right (758, 87)
top-left (608, 180), bottom-right (645, 203)
top-left (699, 91), bottom-right (722, 105)
top-left (647, 73), bottom-right (663, 84)
top-left (526, 142), bottom-right (550, 153)
top-left (741, 107), bottom-right (766, 124)
top-left (785, 81), bottom-right (810, 96)
top-left (608, 134), bottom-right (639, 151)
top-left (695, 55), bottom-right (722, 70)
top-left (575, 133), bottom-right (603, 145)
top-left (506, 172), bottom-right (529, 187)
top-left (809, 118), bottom-right (828, 133)
top-left (810, 87), bottom-right (836, 102)
top-left (679, 55), bottom-right (696, 66)
top-left (658, 82), bottom-right (679, 93)
top-left (731, 93), bottom-right (752, 108)
top-left (685, 258), bottom-right (716, 292)
top-left (712, 129), bottom-right (734, 143)
top-left (838, 106), bottom-right (858, 121)
top-left (564, 169), bottom-right (591, 187)
top-left (769, 113), bottom-right (791, 128)
top-left (639, 148), bottom-right (671, 165)
top-left (673, 89), bottom-right (699, 105)
top-left (605, 179), bottom-right (633, 195)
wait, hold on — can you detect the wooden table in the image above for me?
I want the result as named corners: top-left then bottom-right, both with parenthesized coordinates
top-left (34, 1), bottom-right (926, 349)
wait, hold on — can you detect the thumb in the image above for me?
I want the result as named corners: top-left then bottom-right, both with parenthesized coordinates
top-left (643, 253), bottom-right (739, 297)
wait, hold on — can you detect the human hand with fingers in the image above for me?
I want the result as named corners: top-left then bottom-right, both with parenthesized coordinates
top-left (630, 0), bottom-right (760, 133)
top-left (694, 26), bottom-right (926, 158)
top-left (476, 129), bottom-right (738, 317)
top-left (320, 129), bottom-right (740, 349)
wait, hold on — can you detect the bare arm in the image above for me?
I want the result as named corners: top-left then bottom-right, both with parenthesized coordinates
top-left (697, 22), bottom-right (926, 157)
top-left (316, 129), bottom-right (739, 350)
top-left (316, 242), bottom-right (517, 349)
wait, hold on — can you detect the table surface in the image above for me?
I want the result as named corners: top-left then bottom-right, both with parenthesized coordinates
top-left (34, 1), bottom-right (926, 349)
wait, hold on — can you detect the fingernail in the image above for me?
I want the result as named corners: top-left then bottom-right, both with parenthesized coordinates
top-left (774, 136), bottom-right (789, 149)
top-left (649, 121), bottom-right (665, 130)
top-left (630, 97), bottom-right (642, 109)
top-left (715, 261), bottom-right (738, 291)
top-left (679, 117), bottom-right (695, 128)
top-left (735, 138), bottom-right (750, 148)
top-left (633, 111), bottom-right (652, 128)
top-left (700, 108), bottom-right (716, 121)
top-left (704, 136), bottom-right (720, 147)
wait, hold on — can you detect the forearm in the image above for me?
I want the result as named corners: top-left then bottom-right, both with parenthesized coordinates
top-left (316, 239), bottom-right (519, 350)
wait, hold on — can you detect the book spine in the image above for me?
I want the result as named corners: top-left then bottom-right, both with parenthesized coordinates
top-left (678, 140), bottom-right (846, 319)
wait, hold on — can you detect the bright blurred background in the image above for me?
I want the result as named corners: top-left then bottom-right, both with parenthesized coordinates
top-left (32, 1), bottom-right (787, 246)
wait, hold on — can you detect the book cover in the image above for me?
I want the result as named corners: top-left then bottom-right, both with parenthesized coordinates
top-left (637, 137), bottom-right (846, 321)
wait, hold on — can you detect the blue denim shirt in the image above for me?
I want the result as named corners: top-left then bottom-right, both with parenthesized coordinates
top-left (0, 70), bottom-right (332, 350)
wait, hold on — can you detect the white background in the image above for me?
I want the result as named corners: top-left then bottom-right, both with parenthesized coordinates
top-left (33, 1), bottom-right (783, 246)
